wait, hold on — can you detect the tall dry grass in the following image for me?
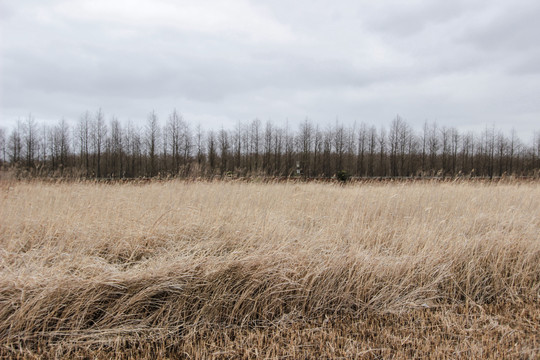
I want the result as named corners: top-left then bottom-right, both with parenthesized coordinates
top-left (0, 180), bottom-right (539, 358)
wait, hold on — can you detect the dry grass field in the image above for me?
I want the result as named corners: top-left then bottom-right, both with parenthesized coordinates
top-left (1, 180), bottom-right (539, 359)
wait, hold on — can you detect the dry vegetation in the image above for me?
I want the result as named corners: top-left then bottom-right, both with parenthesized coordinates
top-left (0, 180), bottom-right (539, 359)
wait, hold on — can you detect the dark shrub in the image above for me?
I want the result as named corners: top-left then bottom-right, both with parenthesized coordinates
top-left (336, 170), bottom-right (350, 183)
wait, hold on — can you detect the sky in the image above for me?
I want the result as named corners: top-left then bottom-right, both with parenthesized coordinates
top-left (1, 0), bottom-right (539, 139)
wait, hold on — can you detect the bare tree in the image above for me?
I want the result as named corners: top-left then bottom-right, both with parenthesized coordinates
top-left (195, 124), bottom-right (204, 167)
top-left (8, 120), bottom-right (23, 165)
top-left (334, 121), bottom-right (345, 172)
top-left (398, 120), bottom-right (410, 176)
top-left (367, 126), bottom-right (377, 177)
top-left (0, 127), bottom-right (6, 166)
top-left (77, 112), bottom-right (91, 177)
top-left (440, 126), bottom-right (451, 177)
top-left (109, 117), bottom-right (123, 177)
top-left (461, 132), bottom-right (473, 175)
top-left (450, 127), bottom-right (459, 176)
top-left (356, 123), bottom-right (367, 176)
top-left (284, 120), bottom-right (294, 176)
top-left (166, 110), bottom-right (183, 175)
top-left (534, 131), bottom-right (540, 175)
top-left (389, 116), bottom-right (400, 177)
top-left (322, 126), bottom-right (332, 177)
top-left (509, 129), bottom-right (517, 174)
top-left (345, 123), bottom-right (356, 175)
top-left (421, 121), bottom-right (428, 175)
top-left (232, 121), bottom-right (243, 172)
top-left (263, 121), bottom-right (273, 174)
top-left (218, 127), bottom-right (229, 175)
top-left (406, 127), bottom-right (418, 176)
top-left (378, 126), bottom-right (386, 176)
top-left (2, 113), bottom-right (539, 179)
top-left (91, 109), bottom-right (107, 178)
top-left (207, 130), bottom-right (217, 175)
top-left (124, 120), bottom-right (140, 177)
top-left (495, 131), bottom-right (507, 177)
top-left (427, 122), bottom-right (439, 175)
top-left (481, 125), bottom-right (496, 178)
top-left (389, 116), bottom-right (408, 177)
top-left (23, 114), bottom-right (38, 170)
top-left (313, 124), bottom-right (322, 177)
top-left (297, 118), bottom-right (313, 177)
top-left (56, 119), bottom-right (70, 175)
top-left (273, 125), bottom-right (283, 175)
top-left (181, 121), bottom-right (192, 176)
top-left (145, 111), bottom-right (160, 177)
top-left (250, 119), bottom-right (261, 172)
top-left (38, 123), bottom-right (48, 172)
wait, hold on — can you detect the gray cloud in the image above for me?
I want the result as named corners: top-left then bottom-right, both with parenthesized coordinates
top-left (361, 0), bottom-right (470, 37)
top-left (461, 2), bottom-right (540, 52)
top-left (1, 0), bottom-right (539, 139)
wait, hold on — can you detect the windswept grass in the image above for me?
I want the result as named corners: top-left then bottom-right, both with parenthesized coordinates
top-left (0, 180), bottom-right (539, 358)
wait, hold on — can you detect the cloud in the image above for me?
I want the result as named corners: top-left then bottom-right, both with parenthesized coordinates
top-left (1, 0), bottom-right (539, 140)
top-left (459, 1), bottom-right (540, 52)
top-left (53, 0), bottom-right (295, 43)
top-left (360, 0), bottom-right (470, 37)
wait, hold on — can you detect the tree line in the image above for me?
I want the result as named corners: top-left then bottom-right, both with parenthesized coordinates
top-left (1, 110), bottom-right (539, 179)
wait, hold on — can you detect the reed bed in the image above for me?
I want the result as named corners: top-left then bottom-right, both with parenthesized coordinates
top-left (0, 180), bottom-right (539, 358)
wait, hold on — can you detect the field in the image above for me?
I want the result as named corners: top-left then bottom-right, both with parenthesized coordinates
top-left (1, 180), bottom-right (539, 359)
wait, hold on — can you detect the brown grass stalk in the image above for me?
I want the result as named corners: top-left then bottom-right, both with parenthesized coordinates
top-left (0, 181), bottom-right (539, 358)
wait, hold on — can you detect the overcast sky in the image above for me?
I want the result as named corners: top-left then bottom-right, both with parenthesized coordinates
top-left (1, 0), bottom-right (539, 139)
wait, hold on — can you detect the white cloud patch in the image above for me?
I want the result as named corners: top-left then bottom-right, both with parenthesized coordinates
top-left (53, 0), bottom-right (295, 43)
